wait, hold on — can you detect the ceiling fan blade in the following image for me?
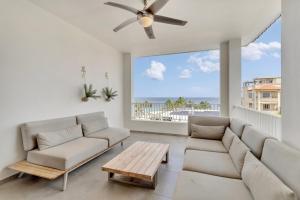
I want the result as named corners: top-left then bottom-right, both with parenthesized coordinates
top-left (104, 2), bottom-right (139, 15)
top-left (113, 17), bottom-right (138, 32)
top-left (154, 15), bottom-right (187, 26)
top-left (144, 26), bottom-right (155, 39)
top-left (146, 0), bottom-right (169, 14)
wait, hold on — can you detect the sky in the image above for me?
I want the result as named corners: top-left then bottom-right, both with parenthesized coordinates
top-left (134, 18), bottom-right (281, 98)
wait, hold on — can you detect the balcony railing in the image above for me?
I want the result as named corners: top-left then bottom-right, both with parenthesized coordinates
top-left (232, 105), bottom-right (281, 140)
top-left (132, 103), bottom-right (220, 122)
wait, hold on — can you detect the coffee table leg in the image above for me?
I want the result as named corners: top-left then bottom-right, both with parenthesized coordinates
top-left (108, 172), bottom-right (114, 181)
top-left (152, 172), bottom-right (158, 189)
top-left (162, 151), bottom-right (169, 164)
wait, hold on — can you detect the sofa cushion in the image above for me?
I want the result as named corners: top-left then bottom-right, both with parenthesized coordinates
top-left (242, 152), bottom-right (296, 200)
top-left (230, 118), bottom-right (246, 138)
top-left (183, 150), bottom-right (241, 179)
top-left (190, 124), bottom-right (225, 140)
top-left (229, 136), bottom-right (249, 173)
top-left (76, 111), bottom-right (105, 123)
top-left (241, 126), bottom-right (270, 158)
top-left (173, 171), bottom-right (253, 200)
top-left (81, 118), bottom-right (108, 136)
top-left (186, 137), bottom-right (227, 153)
top-left (27, 137), bottom-right (108, 170)
top-left (222, 127), bottom-right (235, 151)
top-left (188, 116), bottom-right (230, 136)
top-left (21, 116), bottom-right (77, 151)
top-left (261, 139), bottom-right (300, 199)
top-left (86, 127), bottom-right (130, 147)
top-left (37, 124), bottom-right (83, 150)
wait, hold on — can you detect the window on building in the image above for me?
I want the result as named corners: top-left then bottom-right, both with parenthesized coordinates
top-left (248, 92), bottom-right (253, 99)
top-left (263, 104), bottom-right (271, 110)
top-left (241, 18), bottom-right (281, 115)
top-left (262, 92), bottom-right (271, 98)
top-left (133, 50), bottom-right (220, 122)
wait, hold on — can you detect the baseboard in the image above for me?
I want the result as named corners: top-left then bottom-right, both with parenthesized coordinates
top-left (131, 130), bottom-right (188, 137)
top-left (0, 173), bottom-right (19, 185)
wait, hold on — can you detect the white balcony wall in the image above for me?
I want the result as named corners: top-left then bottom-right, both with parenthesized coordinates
top-left (232, 106), bottom-right (282, 139)
top-left (282, 0), bottom-right (300, 150)
top-left (0, 0), bottom-right (124, 181)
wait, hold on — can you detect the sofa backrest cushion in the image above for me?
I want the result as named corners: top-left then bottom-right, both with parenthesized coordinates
top-left (81, 117), bottom-right (108, 136)
top-left (37, 124), bottom-right (83, 150)
top-left (242, 151), bottom-right (297, 200)
top-left (229, 118), bottom-right (246, 138)
top-left (261, 139), bottom-right (300, 200)
top-left (190, 124), bottom-right (225, 140)
top-left (229, 136), bottom-right (249, 173)
top-left (76, 112), bottom-right (108, 136)
top-left (241, 126), bottom-right (271, 158)
top-left (222, 128), bottom-right (235, 150)
top-left (21, 116), bottom-right (77, 151)
top-left (188, 116), bottom-right (230, 136)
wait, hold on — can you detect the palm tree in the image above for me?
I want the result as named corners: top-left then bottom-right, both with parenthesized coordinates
top-left (165, 99), bottom-right (174, 110)
top-left (175, 97), bottom-right (186, 108)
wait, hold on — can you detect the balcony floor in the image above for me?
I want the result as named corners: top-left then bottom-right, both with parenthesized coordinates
top-left (0, 132), bottom-right (187, 200)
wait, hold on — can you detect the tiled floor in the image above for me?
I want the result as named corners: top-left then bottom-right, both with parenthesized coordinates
top-left (0, 132), bottom-right (187, 200)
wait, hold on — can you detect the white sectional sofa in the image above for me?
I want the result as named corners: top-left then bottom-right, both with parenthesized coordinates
top-left (20, 111), bottom-right (130, 190)
top-left (173, 116), bottom-right (300, 200)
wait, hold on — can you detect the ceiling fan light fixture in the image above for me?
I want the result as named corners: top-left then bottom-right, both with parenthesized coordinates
top-left (138, 14), bottom-right (153, 27)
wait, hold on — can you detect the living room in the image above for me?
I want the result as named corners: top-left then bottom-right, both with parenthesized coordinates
top-left (0, 0), bottom-right (300, 200)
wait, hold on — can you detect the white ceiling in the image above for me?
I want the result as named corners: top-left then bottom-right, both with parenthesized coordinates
top-left (29, 0), bottom-right (281, 56)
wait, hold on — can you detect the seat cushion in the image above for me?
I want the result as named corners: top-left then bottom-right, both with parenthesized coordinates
top-left (222, 127), bottom-right (235, 151)
top-left (190, 124), bottom-right (225, 140)
top-left (37, 124), bottom-right (83, 150)
top-left (186, 137), bottom-right (227, 153)
top-left (242, 152), bottom-right (297, 200)
top-left (85, 127), bottom-right (130, 147)
top-left (229, 136), bottom-right (249, 173)
top-left (261, 139), bottom-right (300, 199)
top-left (241, 126), bottom-right (271, 158)
top-left (21, 116), bottom-right (77, 151)
top-left (230, 118), bottom-right (246, 138)
top-left (27, 137), bottom-right (108, 170)
top-left (183, 150), bottom-right (241, 179)
top-left (173, 171), bottom-right (253, 200)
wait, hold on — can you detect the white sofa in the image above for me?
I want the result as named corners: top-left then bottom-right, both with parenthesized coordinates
top-left (173, 116), bottom-right (300, 200)
top-left (20, 111), bottom-right (130, 190)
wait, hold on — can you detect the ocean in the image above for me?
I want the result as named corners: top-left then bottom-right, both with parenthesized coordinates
top-left (133, 97), bottom-right (220, 104)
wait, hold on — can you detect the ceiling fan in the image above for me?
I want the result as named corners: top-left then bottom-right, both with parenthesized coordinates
top-left (104, 0), bottom-right (188, 39)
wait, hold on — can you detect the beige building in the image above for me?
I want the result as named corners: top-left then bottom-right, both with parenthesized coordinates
top-left (242, 77), bottom-right (281, 114)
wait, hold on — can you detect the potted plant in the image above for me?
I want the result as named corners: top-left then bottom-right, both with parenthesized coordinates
top-left (81, 84), bottom-right (101, 102)
top-left (102, 87), bottom-right (118, 102)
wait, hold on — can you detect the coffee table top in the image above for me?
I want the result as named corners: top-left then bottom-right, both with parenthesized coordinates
top-left (102, 141), bottom-right (169, 181)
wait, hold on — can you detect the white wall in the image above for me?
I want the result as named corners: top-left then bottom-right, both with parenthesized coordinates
top-left (123, 54), bottom-right (187, 135)
top-left (281, 0), bottom-right (300, 150)
top-left (0, 0), bottom-right (123, 180)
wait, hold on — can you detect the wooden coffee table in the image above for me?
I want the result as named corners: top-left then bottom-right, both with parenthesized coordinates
top-left (102, 141), bottom-right (169, 189)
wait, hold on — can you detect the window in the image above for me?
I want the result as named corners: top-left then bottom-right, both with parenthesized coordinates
top-left (249, 103), bottom-right (253, 108)
top-left (263, 104), bottom-right (270, 111)
top-left (262, 92), bottom-right (271, 98)
top-left (248, 92), bottom-right (253, 99)
top-left (133, 50), bottom-right (220, 122)
top-left (241, 18), bottom-right (281, 115)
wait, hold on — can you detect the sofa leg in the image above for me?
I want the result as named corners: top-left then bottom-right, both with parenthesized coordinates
top-left (121, 141), bottom-right (124, 148)
top-left (62, 172), bottom-right (68, 191)
top-left (18, 172), bottom-right (24, 178)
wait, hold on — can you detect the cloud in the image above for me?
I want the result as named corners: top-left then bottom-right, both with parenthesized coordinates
top-left (242, 41), bottom-right (281, 61)
top-left (188, 50), bottom-right (220, 73)
top-left (145, 61), bottom-right (166, 80)
top-left (179, 69), bottom-right (192, 79)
